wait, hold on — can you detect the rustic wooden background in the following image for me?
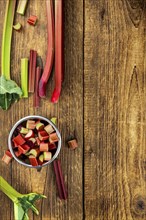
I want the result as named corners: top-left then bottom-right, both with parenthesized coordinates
top-left (0, 0), bottom-right (146, 219)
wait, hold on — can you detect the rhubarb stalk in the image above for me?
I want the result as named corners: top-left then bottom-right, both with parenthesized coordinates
top-left (0, 176), bottom-right (46, 220)
top-left (29, 50), bottom-right (37, 93)
top-left (34, 67), bottom-right (41, 107)
top-left (0, 0), bottom-right (22, 110)
top-left (53, 159), bottom-right (67, 200)
top-left (21, 58), bottom-right (28, 98)
top-left (51, 0), bottom-right (63, 103)
top-left (39, 0), bottom-right (54, 98)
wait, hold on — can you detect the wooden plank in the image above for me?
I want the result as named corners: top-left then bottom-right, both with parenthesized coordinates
top-left (0, 0), bottom-right (83, 220)
top-left (84, 0), bottom-right (146, 219)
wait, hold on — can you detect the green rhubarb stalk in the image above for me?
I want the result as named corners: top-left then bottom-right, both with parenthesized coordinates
top-left (0, 0), bottom-right (22, 110)
top-left (21, 58), bottom-right (28, 98)
top-left (17, 0), bottom-right (28, 15)
top-left (1, 0), bottom-right (16, 80)
top-left (0, 176), bottom-right (46, 220)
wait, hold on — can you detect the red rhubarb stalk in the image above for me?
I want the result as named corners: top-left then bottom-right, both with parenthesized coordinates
top-left (34, 67), bottom-right (41, 107)
top-left (29, 50), bottom-right (37, 93)
top-left (39, 0), bottom-right (54, 98)
top-left (51, 0), bottom-right (63, 103)
top-left (53, 159), bottom-right (67, 200)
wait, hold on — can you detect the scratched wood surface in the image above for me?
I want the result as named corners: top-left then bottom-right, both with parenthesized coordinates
top-left (0, 0), bottom-right (146, 220)
top-left (0, 0), bottom-right (83, 220)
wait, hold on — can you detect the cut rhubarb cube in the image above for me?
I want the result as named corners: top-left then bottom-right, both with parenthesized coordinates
top-left (43, 152), bottom-right (52, 161)
top-left (2, 153), bottom-right (12, 164)
top-left (25, 130), bottom-right (34, 140)
top-left (29, 137), bottom-right (36, 143)
top-left (20, 127), bottom-right (29, 134)
top-left (35, 120), bottom-right (40, 125)
top-left (38, 131), bottom-right (49, 141)
top-left (40, 142), bottom-right (49, 152)
top-left (18, 144), bottom-right (30, 154)
top-left (44, 124), bottom-right (54, 134)
top-left (13, 141), bottom-right (18, 148)
top-left (2, 150), bottom-right (13, 164)
top-left (26, 140), bottom-right (35, 148)
top-left (27, 15), bottom-right (37, 26)
top-left (49, 143), bottom-right (57, 151)
top-left (13, 134), bottom-right (26, 146)
top-left (36, 137), bottom-right (41, 146)
top-left (36, 122), bottom-right (44, 131)
top-left (38, 154), bottom-right (44, 165)
top-left (15, 149), bottom-right (22, 157)
top-left (49, 132), bottom-right (59, 143)
top-left (26, 148), bottom-right (40, 157)
top-left (29, 155), bottom-right (38, 166)
top-left (5, 150), bottom-right (13, 158)
top-left (26, 120), bottom-right (36, 129)
top-left (68, 139), bottom-right (78, 150)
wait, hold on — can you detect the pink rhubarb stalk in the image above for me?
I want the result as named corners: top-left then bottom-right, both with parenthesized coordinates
top-left (34, 67), bottom-right (41, 107)
top-left (29, 50), bottom-right (37, 93)
top-left (39, 0), bottom-right (54, 98)
top-left (51, 0), bottom-right (63, 103)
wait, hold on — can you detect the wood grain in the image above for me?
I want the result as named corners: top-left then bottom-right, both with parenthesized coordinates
top-left (84, 0), bottom-right (146, 219)
top-left (0, 1), bottom-right (83, 220)
top-left (0, 0), bottom-right (146, 219)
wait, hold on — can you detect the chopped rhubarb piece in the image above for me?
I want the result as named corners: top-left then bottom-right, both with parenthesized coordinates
top-left (18, 144), bottom-right (30, 154)
top-left (35, 120), bottom-right (40, 125)
top-left (17, 0), bottom-right (28, 15)
top-left (27, 15), bottom-right (37, 26)
top-left (15, 149), bottom-right (22, 157)
top-left (16, 125), bottom-right (23, 132)
top-left (43, 152), bottom-right (52, 161)
top-left (38, 154), bottom-right (44, 165)
top-left (29, 138), bottom-right (36, 144)
top-left (29, 155), bottom-right (38, 166)
top-left (5, 150), bottom-right (13, 158)
top-left (26, 140), bottom-right (35, 148)
top-left (2, 153), bottom-right (12, 164)
top-left (25, 130), bottom-right (34, 140)
top-left (36, 122), bottom-right (44, 131)
top-left (13, 141), bottom-right (18, 148)
top-left (49, 143), bottom-right (57, 151)
top-left (49, 132), bottom-right (59, 143)
top-left (13, 134), bottom-right (26, 146)
top-left (44, 124), bottom-right (54, 134)
top-left (68, 139), bottom-right (78, 150)
top-left (51, 117), bottom-right (57, 125)
top-left (40, 142), bottom-right (49, 152)
top-left (13, 22), bottom-right (22, 31)
top-left (38, 131), bottom-right (49, 141)
top-left (36, 137), bottom-right (41, 146)
top-left (53, 159), bottom-right (67, 200)
top-left (26, 120), bottom-right (36, 129)
top-left (20, 127), bottom-right (29, 134)
top-left (26, 148), bottom-right (40, 157)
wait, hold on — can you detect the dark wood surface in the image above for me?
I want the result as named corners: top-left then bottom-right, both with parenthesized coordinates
top-left (0, 0), bottom-right (146, 219)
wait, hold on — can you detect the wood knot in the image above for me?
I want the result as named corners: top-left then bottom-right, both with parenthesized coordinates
top-left (100, 8), bottom-right (105, 20)
top-left (131, 195), bottom-right (146, 216)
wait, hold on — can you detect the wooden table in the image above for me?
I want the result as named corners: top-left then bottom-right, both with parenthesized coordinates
top-left (0, 1), bottom-right (146, 219)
